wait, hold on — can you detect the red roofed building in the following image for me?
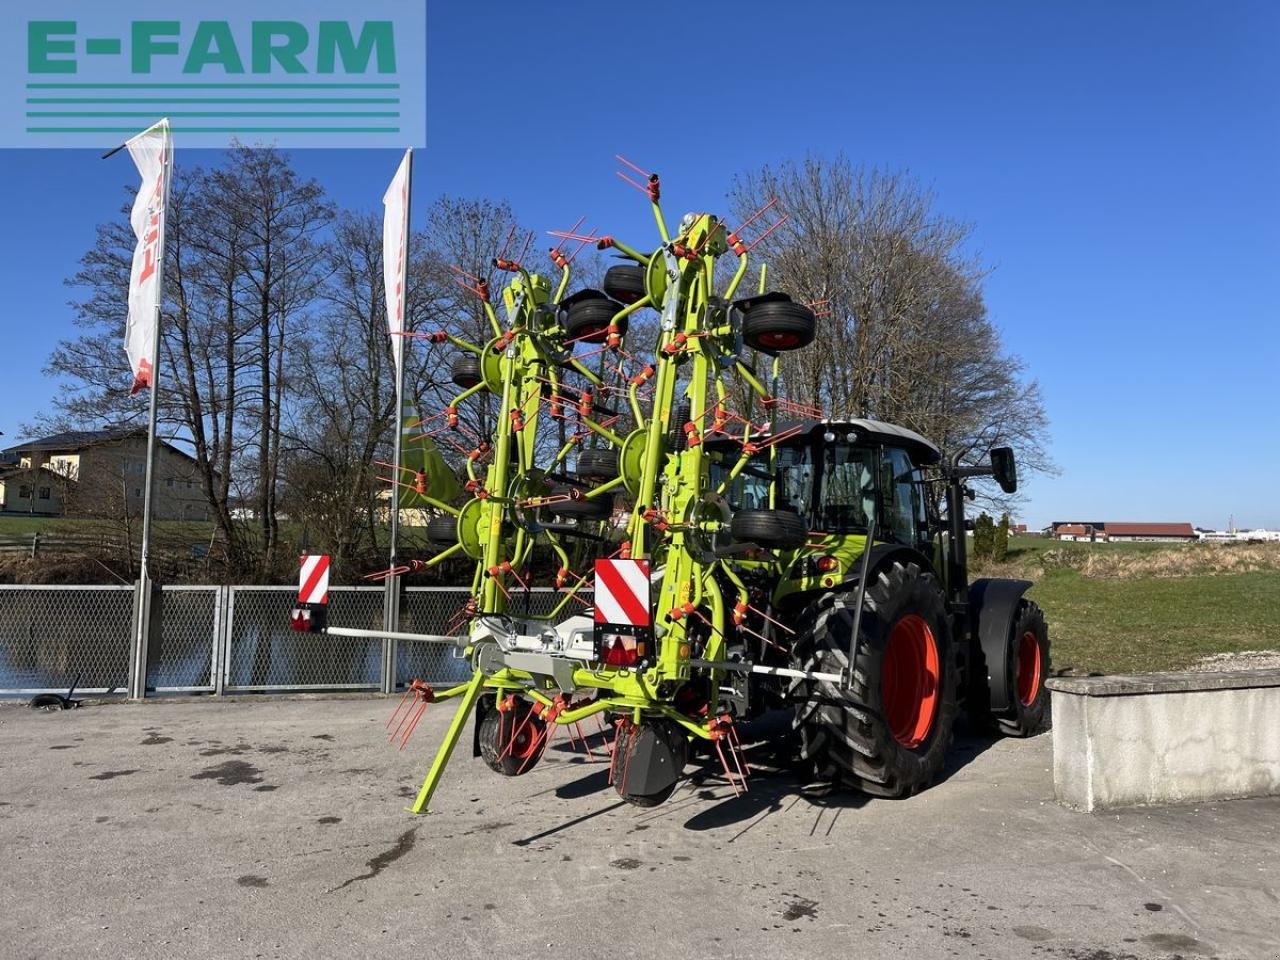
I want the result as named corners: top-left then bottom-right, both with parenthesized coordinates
top-left (1049, 521), bottom-right (1195, 543)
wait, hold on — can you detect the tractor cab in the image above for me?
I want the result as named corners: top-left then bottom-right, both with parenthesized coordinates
top-left (709, 419), bottom-right (946, 603)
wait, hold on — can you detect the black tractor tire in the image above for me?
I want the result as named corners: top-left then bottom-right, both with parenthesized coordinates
top-left (425, 514), bottom-right (458, 547)
top-left (790, 560), bottom-right (959, 798)
top-left (730, 509), bottom-right (808, 550)
top-left (613, 720), bottom-right (688, 807)
top-left (478, 700), bottom-right (547, 776)
top-left (450, 354), bottom-right (483, 389)
top-left (973, 600), bottom-right (1051, 738)
top-left (741, 299), bottom-right (817, 353)
top-left (575, 448), bottom-right (619, 481)
top-left (546, 484), bottom-right (613, 521)
top-left (563, 296), bottom-right (626, 345)
top-left (603, 264), bottom-right (648, 304)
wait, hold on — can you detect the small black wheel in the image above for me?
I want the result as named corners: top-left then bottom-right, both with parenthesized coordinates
top-left (730, 509), bottom-right (808, 549)
top-left (546, 484), bottom-right (613, 521)
top-left (613, 720), bottom-right (688, 807)
top-left (575, 448), bottom-right (619, 481)
top-left (450, 354), bottom-right (483, 389)
top-left (563, 293), bottom-right (627, 345)
top-left (425, 514), bottom-right (458, 547)
top-left (479, 700), bottom-right (546, 776)
top-left (603, 264), bottom-right (648, 304)
top-left (738, 295), bottom-right (817, 352)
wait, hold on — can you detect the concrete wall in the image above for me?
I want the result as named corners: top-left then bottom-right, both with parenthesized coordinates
top-left (1047, 669), bottom-right (1280, 811)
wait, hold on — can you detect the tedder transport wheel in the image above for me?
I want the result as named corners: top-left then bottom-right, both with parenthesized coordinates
top-left (426, 514), bottom-right (458, 546)
top-left (478, 699), bottom-right (547, 776)
top-left (546, 484), bottom-right (613, 521)
top-left (563, 293), bottom-right (627, 345)
top-left (602, 264), bottom-right (647, 304)
top-left (985, 600), bottom-right (1051, 738)
top-left (612, 720), bottom-right (688, 807)
top-left (791, 560), bottom-right (958, 798)
top-left (574, 448), bottom-right (619, 481)
top-left (451, 354), bottom-right (483, 389)
top-left (730, 509), bottom-right (809, 550)
top-left (739, 297), bottom-right (817, 352)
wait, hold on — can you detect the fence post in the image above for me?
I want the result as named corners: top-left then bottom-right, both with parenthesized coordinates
top-left (127, 575), bottom-right (158, 699)
top-left (381, 576), bottom-right (400, 694)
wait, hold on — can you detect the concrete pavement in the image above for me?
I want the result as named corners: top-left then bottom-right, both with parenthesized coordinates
top-left (1, 696), bottom-right (1277, 960)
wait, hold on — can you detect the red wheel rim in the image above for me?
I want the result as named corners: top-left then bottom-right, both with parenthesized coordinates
top-left (1016, 631), bottom-right (1042, 706)
top-left (757, 331), bottom-right (800, 349)
top-left (502, 711), bottom-right (541, 759)
top-left (881, 614), bottom-right (941, 749)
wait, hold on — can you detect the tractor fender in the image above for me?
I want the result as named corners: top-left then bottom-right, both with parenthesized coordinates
top-left (968, 577), bottom-right (1034, 713)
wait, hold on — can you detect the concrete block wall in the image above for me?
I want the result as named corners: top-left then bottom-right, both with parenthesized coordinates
top-left (1046, 669), bottom-right (1280, 811)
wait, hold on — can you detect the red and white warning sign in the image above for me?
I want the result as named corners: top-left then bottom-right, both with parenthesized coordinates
top-left (298, 555), bottom-right (331, 605)
top-left (593, 559), bottom-right (651, 626)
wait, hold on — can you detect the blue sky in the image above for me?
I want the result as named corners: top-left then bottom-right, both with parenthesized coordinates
top-left (1, 1), bottom-right (1276, 528)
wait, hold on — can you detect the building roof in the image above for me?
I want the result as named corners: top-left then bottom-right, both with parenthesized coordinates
top-left (1105, 522), bottom-right (1195, 537)
top-left (1055, 524), bottom-right (1092, 537)
top-left (2, 428), bottom-right (197, 464)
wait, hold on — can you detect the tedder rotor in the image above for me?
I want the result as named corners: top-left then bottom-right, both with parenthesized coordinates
top-left (292, 159), bottom-right (1050, 812)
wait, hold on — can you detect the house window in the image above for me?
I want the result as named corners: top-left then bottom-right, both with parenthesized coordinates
top-left (134, 488), bottom-right (142, 498)
top-left (19, 485), bottom-right (31, 499)
top-left (186, 481), bottom-right (193, 490)
top-left (166, 478), bottom-right (174, 487)
top-left (39, 487), bottom-right (50, 500)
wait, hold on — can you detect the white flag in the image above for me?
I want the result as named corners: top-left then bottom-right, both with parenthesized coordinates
top-left (382, 148), bottom-right (412, 379)
top-left (123, 119), bottom-right (172, 396)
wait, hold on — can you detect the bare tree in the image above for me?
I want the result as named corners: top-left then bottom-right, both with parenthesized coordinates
top-left (728, 155), bottom-right (1052, 505)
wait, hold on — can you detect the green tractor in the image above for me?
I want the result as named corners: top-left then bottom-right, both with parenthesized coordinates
top-left (699, 419), bottom-right (1049, 797)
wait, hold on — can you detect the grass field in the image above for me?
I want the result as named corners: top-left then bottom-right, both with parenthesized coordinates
top-left (987, 537), bottom-right (1280, 674)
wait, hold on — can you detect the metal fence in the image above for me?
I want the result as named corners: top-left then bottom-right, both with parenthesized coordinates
top-left (0, 584), bottom-right (586, 698)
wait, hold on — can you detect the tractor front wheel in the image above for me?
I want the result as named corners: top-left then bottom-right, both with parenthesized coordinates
top-left (987, 600), bottom-right (1051, 737)
top-left (791, 560), bottom-right (958, 797)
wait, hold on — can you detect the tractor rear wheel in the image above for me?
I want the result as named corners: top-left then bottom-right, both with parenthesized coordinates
top-left (791, 560), bottom-right (958, 797)
top-left (603, 264), bottom-right (647, 304)
top-left (450, 355), bottom-right (483, 389)
top-left (426, 514), bottom-right (458, 547)
top-left (730, 509), bottom-right (808, 550)
top-left (478, 700), bottom-right (546, 776)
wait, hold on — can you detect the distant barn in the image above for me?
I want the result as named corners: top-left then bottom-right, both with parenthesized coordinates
top-left (1045, 521), bottom-right (1195, 543)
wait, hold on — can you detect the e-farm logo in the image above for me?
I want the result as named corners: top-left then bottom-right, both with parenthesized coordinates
top-left (5, 1), bottom-right (425, 148)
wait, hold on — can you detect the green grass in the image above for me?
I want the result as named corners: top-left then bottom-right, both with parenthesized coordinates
top-left (985, 538), bottom-right (1280, 674)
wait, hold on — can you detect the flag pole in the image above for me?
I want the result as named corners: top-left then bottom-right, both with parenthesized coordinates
top-left (383, 147), bottom-right (412, 694)
top-left (124, 120), bottom-right (172, 699)
top-left (388, 146), bottom-right (412, 580)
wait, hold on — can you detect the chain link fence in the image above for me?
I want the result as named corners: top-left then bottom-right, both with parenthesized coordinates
top-left (0, 585), bottom-right (134, 695)
top-left (0, 584), bottom-right (591, 698)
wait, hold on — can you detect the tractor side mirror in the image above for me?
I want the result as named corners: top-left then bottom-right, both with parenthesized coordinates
top-left (990, 447), bottom-right (1017, 494)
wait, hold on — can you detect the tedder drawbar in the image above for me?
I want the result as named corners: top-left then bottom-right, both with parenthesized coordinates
top-left (291, 159), bottom-right (1050, 812)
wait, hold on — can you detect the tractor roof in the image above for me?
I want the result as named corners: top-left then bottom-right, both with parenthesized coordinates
top-left (717, 418), bottom-right (941, 465)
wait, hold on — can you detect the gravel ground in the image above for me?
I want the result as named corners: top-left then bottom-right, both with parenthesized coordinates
top-left (1, 696), bottom-right (1278, 960)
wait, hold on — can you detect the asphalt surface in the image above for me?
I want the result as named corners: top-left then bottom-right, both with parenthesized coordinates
top-left (1, 696), bottom-right (1277, 960)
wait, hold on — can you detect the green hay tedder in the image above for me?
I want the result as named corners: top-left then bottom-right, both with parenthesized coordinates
top-left (292, 160), bottom-right (1049, 812)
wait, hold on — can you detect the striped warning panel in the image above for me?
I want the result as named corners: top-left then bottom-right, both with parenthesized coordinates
top-left (593, 559), bottom-right (651, 626)
top-left (298, 555), bottom-right (331, 605)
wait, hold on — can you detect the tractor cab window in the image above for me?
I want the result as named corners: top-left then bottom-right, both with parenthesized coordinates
top-left (818, 444), bottom-right (877, 533)
top-left (713, 444), bottom-right (813, 517)
top-left (884, 446), bottom-right (927, 546)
